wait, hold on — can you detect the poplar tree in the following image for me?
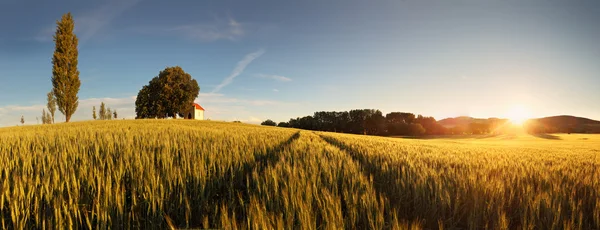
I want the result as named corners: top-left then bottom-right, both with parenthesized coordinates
top-left (42, 110), bottom-right (48, 124)
top-left (47, 91), bottom-right (56, 124)
top-left (92, 106), bottom-right (97, 120)
top-left (99, 102), bottom-right (106, 120)
top-left (106, 108), bottom-right (112, 120)
top-left (51, 13), bottom-right (80, 122)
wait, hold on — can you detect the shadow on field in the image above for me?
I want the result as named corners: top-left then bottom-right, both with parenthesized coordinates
top-left (254, 131), bottom-right (301, 172)
top-left (532, 133), bottom-right (562, 140)
top-left (317, 134), bottom-right (419, 222)
top-left (160, 131), bottom-right (301, 228)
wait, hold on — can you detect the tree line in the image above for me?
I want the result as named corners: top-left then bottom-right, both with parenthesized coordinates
top-left (266, 110), bottom-right (515, 136)
top-left (267, 109), bottom-right (444, 136)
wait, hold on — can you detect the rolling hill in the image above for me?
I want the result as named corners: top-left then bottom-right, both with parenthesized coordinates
top-left (438, 115), bottom-right (600, 134)
top-left (526, 115), bottom-right (600, 133)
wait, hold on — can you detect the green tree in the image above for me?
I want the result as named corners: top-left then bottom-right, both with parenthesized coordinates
top-left (92, 106), bottom-right (97, 120)
top-left (47, 91), bottom-right (56, 124)
top-left (106, 108), bottom-right (112, 120)
top-left (99, 102), bottom-right (106, 120)
top-left (20, 115), bottom-right (24, 125)
top-left (42, 110), bottom-right (48, 124)
top-left (113, 110), bottom-right (118, 119)
top-left (135, 66), bottom-right (200, 119)
top-left (261, 119), bottom-right (277, 126)
top-left (51, 13), bottom-right (80, 123)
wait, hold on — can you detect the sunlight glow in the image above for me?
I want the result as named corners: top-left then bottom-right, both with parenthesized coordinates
top-left (506, 105), bottom-right (532, 125)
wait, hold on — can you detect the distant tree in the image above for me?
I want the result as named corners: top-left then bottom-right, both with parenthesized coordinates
top-left (347, 109), bottom-right (383, 135)
top-left (261, 119), bottom-right (277, 126)
top-left (277, 122), bottom-right (289, 127)
top-left (467, 122), bottom-right (489, 135)
top-left (99, 102), bottom-right (106, 120)
top-left (42, 110), bottom-right (47, 124)
top-left (47, 91), bottom-right (56, 124)
top-left (36, 117), bottom-right (39, 124)
top-left (333, 111), bottom-right (350, 132)
top-left (43, 109), bottom-right (53, 125)
top-left (135, 86), bottom-right (152, 119)
top-left (51, 13), bottom-right (80, 122)
top-left (297, 116), bottom-right (318, 130)
top-left (20, 115), bottom-right (24, 125)
top-left (415, 115), bottom-right (445, 135)
top-left (135, 66), bottom-right (200, 119)
top-left (92, 106), bottom-right (97, 120)
top-left (348, 110), bottom-right (367, 134)
top-left (113, 110), bottom-right (118, 119)
top-left (365, 110), bottom-right (386, 135)
top-left (409, 123), bottom-right (426, 135)
top-left (233, 121), bottom-right (242, 123)
top-left (106, 108), bottom-right (112, 120)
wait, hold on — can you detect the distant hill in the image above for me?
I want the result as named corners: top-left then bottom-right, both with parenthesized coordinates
top-left (526, 115), bottom-right (600, 133)
top-left (438, 115), bottom-right (600, 134)
top-left (438, 116), bottom-right (507, 128)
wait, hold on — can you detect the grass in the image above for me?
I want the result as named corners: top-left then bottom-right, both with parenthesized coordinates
top-left (1, 120), bottom-right (599, 229)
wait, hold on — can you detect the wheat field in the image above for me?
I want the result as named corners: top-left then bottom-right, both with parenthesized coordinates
top-left (0, 120), bottom-right (599, 229)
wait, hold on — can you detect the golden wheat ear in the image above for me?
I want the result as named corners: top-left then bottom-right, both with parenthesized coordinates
top-left (163, 213), bottom-right (176, 230)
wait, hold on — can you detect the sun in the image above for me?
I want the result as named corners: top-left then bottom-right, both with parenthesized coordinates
top-left (506, 105), bottom-right (532, 125)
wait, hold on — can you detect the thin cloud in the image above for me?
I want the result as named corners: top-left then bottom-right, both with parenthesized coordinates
top-left (169, 17), bottom-right (245, 42)
top-left (211, 49), bottom-right (265, 93)
top-left (79, 96), bottom-right (137, 107)
top-left (34, 0), bottom-right (142, 44)
top-left (273, 89), bottom-right (279, 92)
top-left (197, 93), bottom-right (284, 106)
top-left (256, 74), bottom-right (292, 82)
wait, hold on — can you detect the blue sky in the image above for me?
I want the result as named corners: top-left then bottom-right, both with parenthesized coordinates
top-left (0, 0), bottom-right (599, 126)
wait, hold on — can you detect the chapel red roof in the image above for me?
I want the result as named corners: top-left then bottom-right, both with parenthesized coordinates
top-left (193, 103), bottom-right (205, 111)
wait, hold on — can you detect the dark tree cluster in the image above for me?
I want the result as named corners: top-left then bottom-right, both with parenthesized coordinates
top-left (280, 109), bottom-right (446, 136)
top-left (135, 66), bottom-right (200, 119)
top-left (260, 119), bottom-right (277, 126)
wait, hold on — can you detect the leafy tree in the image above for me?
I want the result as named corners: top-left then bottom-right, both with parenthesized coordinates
top-left (99, 102), bottom-right (106, 120)
top-left (113, 110), bottom-right (118, 119)
top-left (135, 66), bottom-right (200, 119)
top-left (365, 110), bottom-right (386, 135)
top-left (92, 106), bottom-right (97, 120)
top-left (106, 108), bottom-right (112, 120)
top-left (409, 123), bottom-right (426, 135)
top-left (20, 115), bottom-right (24, 125)
top-left (42, 110), bottom-right (47, 124)
top-left (414, 115), bottom-right (441, 135)
top-left (261, 119), bottom-right (277, 126)
top-left (51, 13), bottom-right (80, 122)
top-left (277, 122), bottom-right (289, 127)
top-left (47, 91), bottom-right (56, 124)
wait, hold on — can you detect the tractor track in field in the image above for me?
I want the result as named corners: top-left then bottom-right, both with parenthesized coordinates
top-left (163, 131), bottom-right (301, 227)
top-left (253, 131), bottom-right (301, 174)
top-left (316, 133), bottom-right (404, 214)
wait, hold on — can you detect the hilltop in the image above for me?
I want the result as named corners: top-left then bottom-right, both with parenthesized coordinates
top-left (526, 115), bottom-right (600, 133)
top-left (437, 115), bottom-right (600, 134)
